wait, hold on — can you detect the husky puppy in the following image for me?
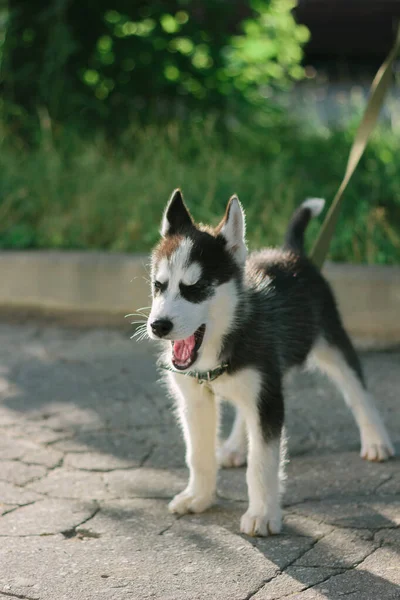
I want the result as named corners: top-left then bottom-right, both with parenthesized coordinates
top-left (147, 189), bottom-right (394, 536)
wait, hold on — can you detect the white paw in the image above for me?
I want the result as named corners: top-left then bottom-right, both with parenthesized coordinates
top-left (361, 440), bottom-right (395, 462)
top-left (240, 508), bottom-right (282, 537)
top-left (217, 443), bottom-right (247, 468)
top-left (361, 427), bottom-right (395, 462)
top-left (168, 489), bottom-right (215, 515)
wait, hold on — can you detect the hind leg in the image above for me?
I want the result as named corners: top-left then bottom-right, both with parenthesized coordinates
top-left (217, 406), bottom-right (247, 468)
top-left (311, 333), bottom-right (394, 461)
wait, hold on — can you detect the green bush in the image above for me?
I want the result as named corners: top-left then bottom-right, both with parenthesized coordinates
top-left (2, 2), bottom-right (398, 265)
top-left (1, 116), bottom-right (399, 264)
top-left (1, 0), bottom-right (308, 132)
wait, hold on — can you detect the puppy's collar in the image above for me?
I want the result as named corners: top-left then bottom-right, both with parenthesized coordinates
top-left (159, 362), bottom-right (229, 383)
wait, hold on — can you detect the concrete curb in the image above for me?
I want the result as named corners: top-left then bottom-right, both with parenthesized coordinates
top-left (1, 251), bottom-right (399, 347)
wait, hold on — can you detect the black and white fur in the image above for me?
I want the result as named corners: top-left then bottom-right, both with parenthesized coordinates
top-left (147, 189), bottom-right (394, 536)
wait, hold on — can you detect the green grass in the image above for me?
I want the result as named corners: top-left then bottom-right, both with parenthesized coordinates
top-left (1, 115), bottom-right (400, 264)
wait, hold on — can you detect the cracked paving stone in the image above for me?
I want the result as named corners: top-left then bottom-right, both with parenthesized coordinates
top-left (217, 467), bottom-right (247, 501)
top-left (175, 501), bottom-right (332, 555)
top-left (29, 406), bottom-right (106, 433)
top-left (253, 566), bottom-right (343, 599)
top-left (283, 359), bottom-right (399, 457)
top-left (374, 528), bottom-right (400, 547)
top-left (291, 496), bottom-right (400, 529)
top-left (0, 460), bottom-right (47, 485)
top-left (138, 428), bottom-right (185, 468)
top-left (283, 514), bottom-right (334, 538)
top-left (185, 502), bottom-right (332, 544)
top-left (1, 326), bottom-right (399, 600)
top-left (52, 426), bottom-right (163, 453)
top-left (11, 363), bottom-right (97, 409)
top-left (64, 451), bottom-right (146, 471)
top-left (145, 443), bottom-right (186, 469)
top-left (0, 498), bottom-right (97, 536)
top-left (55, 431), bottom-right (153, 471)
top-left (75, 499), bottom-right (176, 537)
top-left (19, 445), bottom-right (63, 469)
top-left (251, 536), bottom-right (316, 571)
top-left (98, 396), bottom-right (168, 429)
top-left (176, 501), bottom-right (323, 543)
top-left (1, 503), bottom-right (17, 516)
top-left (0, 481), bottom-right (42, 505)
top-left (103, 467), bottom-right (187, 499)
top-left (295, 547), bottom-right (400, 600)
top-left (216, 452), bottom-right (397, 506)
top-left (0, 435), bottom-right (64, 468)
top-left (0, 435), bottom-right (36, 460)
top-left (160, 519), bottom-right (280, 599)
top-left (182, 501), bottom-right (248, 535)
top-left (279, 590), bottom-right (334, 599)
top-left (0, 409), bottom-right (20, 427)
top-left (0, 521), bottom-right (276, 600)
top-left (284, 452), bottom-right (398, 505)
top-left (295, 528), bottom-right (377, 569)
top-left (0, 423), bottom-right (71, 445)
top-left (27, 468), bottom-right (111, 500)
top-left (376, 472), bottom-right (400, 496)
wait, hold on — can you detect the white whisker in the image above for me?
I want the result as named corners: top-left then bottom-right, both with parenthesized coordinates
top-left (131, 328), bottom-right (150, 341)
top-left (131, 325), bottom-right (149, 340)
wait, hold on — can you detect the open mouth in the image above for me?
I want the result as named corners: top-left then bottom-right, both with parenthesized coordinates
top-left (171, 325), bottom-right (206, 370)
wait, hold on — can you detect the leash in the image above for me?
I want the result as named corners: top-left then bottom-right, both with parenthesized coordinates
top-left (310, 23), bottom-right (400, 269)
top-left (159, 361), bottom-right (230, 383)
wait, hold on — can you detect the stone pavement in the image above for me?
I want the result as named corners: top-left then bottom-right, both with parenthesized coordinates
top-left (0, 323), bottom-right (399, 600)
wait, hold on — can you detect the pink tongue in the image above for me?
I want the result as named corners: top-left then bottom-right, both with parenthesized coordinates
top-left (173, 335), bottom-right (196, 363)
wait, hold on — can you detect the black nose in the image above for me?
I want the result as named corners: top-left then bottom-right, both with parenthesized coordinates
top-left (151, 319), bottom-right (173, 338)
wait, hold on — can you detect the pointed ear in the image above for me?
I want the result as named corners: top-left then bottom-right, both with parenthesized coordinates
top-left (161, 189), bottom-right (194, 237)
top-left (218, 195), bottom-right (247, 264)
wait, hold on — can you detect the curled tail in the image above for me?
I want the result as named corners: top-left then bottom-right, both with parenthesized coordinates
top-left (284, 198), bottom-right (325, 255)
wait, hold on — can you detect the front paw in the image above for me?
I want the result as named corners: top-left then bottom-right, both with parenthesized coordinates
top-left (240, 508), bottom-right (282, 537)
top-left (361, 427), bottom-right (395, 462)
top-left (168, 489), bottom-right (215, 515)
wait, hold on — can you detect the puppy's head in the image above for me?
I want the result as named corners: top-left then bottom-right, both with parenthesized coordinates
top-left (147, 189), bottom-right (247, 370)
